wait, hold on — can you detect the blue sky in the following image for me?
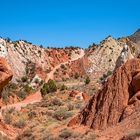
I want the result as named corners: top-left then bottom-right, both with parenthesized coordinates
top-left (0, 0), bottom-right (140, 48)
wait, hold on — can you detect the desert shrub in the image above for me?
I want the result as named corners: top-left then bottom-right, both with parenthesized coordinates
top-left (39, 45), bottom-right (43, 48)
top-left (62, 77), bottom-right (66, 81)
top-left (100, 70), bottom-right (112, 82)
top-left (39, 80), bottom-right (44, 86)
top-left (6, 37), bottom-right (11, 42)
top-left (7, 107), bottom-right (15, 114)
top-left (21, 76), bottom-right (28, 83)
top-left (9, 83), bottom-right (17, 90)
top-left (74, 72), bottom-right (79, 79)
top-left (84, 134), bottom-right (96, 140)
top-left (42, 132), bottom-right (61, 140)
top-left (46, 68), bottom-right (51, 73)
top-left (14, 118), bottom-right (26, 128)
top-left (1, 82), bottom-right (18, 103)
top-left (107, 70), bottom-right (112, 76)
top-left (84, 76), bottom-right (90, 85)
top-left (67, 103), bottom-right (74, 111)
top-left (15, 129), bottom-right (33, 140)
top-left (24, 85), bottom-right (33, 93)
top-left (121, 129), bottom-right (140, 140)
top-left (41, 79), bottom-right (57, 96)
top-left (34, 78), bottom-right (39, 84)
top-left (61, 64), bottom-right (65, 69)
top-left (59, 129), bottom-right (73, 139)
top-left (53, 107), bottom-right (73, 121)
top-left (28, 111), bottom-right (36, 119)
top-left (75, 102), bottom-right (84, 110)
top-left (51, 97), bottom-right (63, 106)
top-left (4, 113), bottom-right (12, 124)
top-left (1, 90), bottom-right (10, 103)
top-left (60, 84), bottom-right (67, 91)
top-left (47, 79), bottom-right (57, 92)
top-left (17, 90), bottom-right (27, 100)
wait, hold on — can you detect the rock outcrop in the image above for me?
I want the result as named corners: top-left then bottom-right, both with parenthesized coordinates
top-left (115, 44), bottom-right (134, 69)
top-left (0, 57), bottom-right (13, 92)
top-left (69, 58), bottom-right (140, 130)
top-left (0, 38), bottom-right (82, 81)
top-left (86, 37), bottom-right (124, 80)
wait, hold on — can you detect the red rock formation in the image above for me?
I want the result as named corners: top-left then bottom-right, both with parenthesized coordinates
top-left (0, 57), bottom-right (13, 92)
top-left (68, 58), bottom-right (140, 130)
top-left (69, 90), bottom-right (89, 102)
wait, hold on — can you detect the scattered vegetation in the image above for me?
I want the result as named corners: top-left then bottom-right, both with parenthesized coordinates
top-left (1, 82), bottom-right (17, 103)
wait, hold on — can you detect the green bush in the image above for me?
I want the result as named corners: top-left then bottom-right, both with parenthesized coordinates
top-left (107, 70), bottom-right (112, 76)
top-left (60, 84), bottom-right (67, 91)
top-left (51, 97), bottom-right (63, 106)
top-left (24, 85), bottom-right (33, 93)
top-left (84, 76), bottom-right (90, 85)
top-left (41, 83), bottom-right (49, 96)
top-left (21, 76), bottom-right (28, 83)
top-left (41, 79), bottom-right (57, 96)
top-left (53, 107), bottom-right (73, 121)
top-left (59, 129), bottom-right (72, 139)
top-left (17, 90), bottom-right (27, 100)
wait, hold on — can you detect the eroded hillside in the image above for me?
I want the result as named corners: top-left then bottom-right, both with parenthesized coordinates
top-left (0, 29), bottom-right (140, 140)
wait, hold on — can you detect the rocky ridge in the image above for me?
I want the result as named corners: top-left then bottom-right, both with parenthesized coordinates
top-left (0, 38), bottom-right (82, 82)
top-left (69, 58), bottom-right (140, 133)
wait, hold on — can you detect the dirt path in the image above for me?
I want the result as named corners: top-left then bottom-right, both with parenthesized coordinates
top-left (1, 49), bottom-right (85, 111)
